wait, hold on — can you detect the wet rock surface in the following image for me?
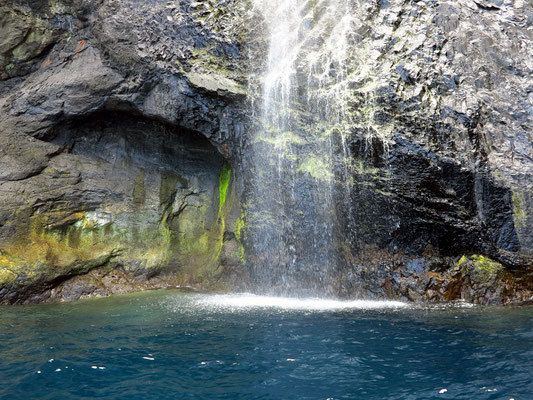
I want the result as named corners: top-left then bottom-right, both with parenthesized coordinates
top-left (0, 0), bottom-right (532, 304)
top-left (327, 0), bottom-right (533, 304)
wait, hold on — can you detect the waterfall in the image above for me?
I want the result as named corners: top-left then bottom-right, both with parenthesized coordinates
top-left (245, 0), bottom-right (358, 296)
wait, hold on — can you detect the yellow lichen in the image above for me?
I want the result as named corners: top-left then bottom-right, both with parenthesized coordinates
top-left (0, 268), bottom-right (17, 286)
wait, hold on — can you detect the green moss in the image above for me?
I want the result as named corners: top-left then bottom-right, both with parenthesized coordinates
top-left (159, 214), bottom-right (172, 244)
top-left (218, 163), bottom-right (232, 216)
top-left (191, 46), bottom-right (230, 75)
top-left (133, 172), bottom-right (146, 207)
top-left (119, 216), bottom-right (173, 269)
top-left (512, 191), bottom-right (527, 229)
top-left (456, 254), bottom-right (503, 280)
top-left (352, 159), bottom-right (381, 175)
top-left (239, 244), bottom-right (246, 264)
top-left (297, 157), bottom-right (333, 181)
top-left (67, 225), bottom-right (82, 248)
top-left (0, 208), bottom-right (180, 283)
top-left (1, 160), bottom-right (239, 289)
top-left (457, 255), bottom-right (468, 266)
top-left (471, 255), bottom-right (502, 275)
top-left (177, 232), bottom-right (210, 255)
top-left (235, 211), bottom-right (246, 241)
top-left (214, 163), bottom-right (233, 265)
top-left (256, 128), bottom-right (305, 150)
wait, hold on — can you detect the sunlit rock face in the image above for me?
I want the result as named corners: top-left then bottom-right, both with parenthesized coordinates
top-left (0, 0), bottom-right (532, 304)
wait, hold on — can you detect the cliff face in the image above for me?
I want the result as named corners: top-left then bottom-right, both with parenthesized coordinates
top-left (309, 0), bottom-right (533, 303)
top-left (240, 0), bottom-right (533, 303)
top-left (0, 0), bottom-right (251, 303)
top-left (0, 0), bottom-right (531, 304)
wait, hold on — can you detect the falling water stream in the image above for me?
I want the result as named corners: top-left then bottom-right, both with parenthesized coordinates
top-left (246, 0), bottom-right (360, 295)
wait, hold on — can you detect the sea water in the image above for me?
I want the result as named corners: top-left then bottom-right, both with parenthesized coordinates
top-left (0, 290), bottom-right (531, 399)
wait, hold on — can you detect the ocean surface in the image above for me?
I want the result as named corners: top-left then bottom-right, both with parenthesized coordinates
top-left (0, 290), bottom-right (531, 399)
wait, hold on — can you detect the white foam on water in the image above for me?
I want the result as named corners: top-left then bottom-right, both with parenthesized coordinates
top-left (195, 294), bottom-right (408, 311)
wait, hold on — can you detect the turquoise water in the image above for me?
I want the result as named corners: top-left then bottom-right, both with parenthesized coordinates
top-left (0, 290), bottom-right (531, 400)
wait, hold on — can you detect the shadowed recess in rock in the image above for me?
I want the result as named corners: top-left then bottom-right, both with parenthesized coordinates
top-left (0, 111), bottom-right (241, 303)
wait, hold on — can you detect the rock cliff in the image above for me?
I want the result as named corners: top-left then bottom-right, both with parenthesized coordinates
top-left (0, 0), bottom-right (531, 304)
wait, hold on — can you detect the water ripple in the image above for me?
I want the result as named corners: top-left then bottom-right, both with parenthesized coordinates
top-left (0, 290), bottom-right (531, 400)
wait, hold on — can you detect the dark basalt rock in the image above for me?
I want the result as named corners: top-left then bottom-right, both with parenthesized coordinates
top-left (0, 0), bottom-right (250, 303)
top-left (0, 0), bottom-right (531, 304)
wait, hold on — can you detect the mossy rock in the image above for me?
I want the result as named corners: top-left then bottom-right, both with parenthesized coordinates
top-left (455, 254), bottom-right (504, 284)
top-left (0, 268), bottom-right (17, 286)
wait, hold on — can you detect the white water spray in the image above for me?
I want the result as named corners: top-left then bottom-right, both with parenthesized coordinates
top-left (245, 0), bottom-right (364, 295)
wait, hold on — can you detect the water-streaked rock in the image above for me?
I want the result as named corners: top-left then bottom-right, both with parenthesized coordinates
top-left (0, 0), bottom-right (531, 304)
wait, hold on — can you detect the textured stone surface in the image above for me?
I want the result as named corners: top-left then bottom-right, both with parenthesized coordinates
top-left (0, 0), bottom-right (249, 303)
top-left (327, 0), bottom-right (533, 304)
top-left (0, 0), bottom-right (531, 304)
